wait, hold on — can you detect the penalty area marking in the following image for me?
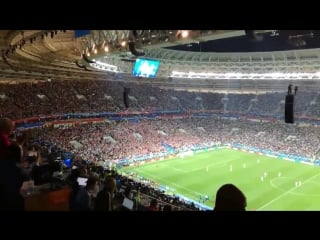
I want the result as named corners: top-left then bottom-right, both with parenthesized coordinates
top-left (162, 164), bottom-right (188, 173)
top-left (187, 159), bottom-right (233, 173)
top-left (269, 177), bottom-right (320, 197)
top-left (257, 171), bottom-right (320, 210)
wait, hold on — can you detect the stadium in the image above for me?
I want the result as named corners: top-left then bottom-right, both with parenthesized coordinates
top-left (1, 30), bottom-right (320, 211)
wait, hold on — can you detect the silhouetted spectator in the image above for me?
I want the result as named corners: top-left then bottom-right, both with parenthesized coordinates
top-left (163, 205), bottom-right (172, 211)
top-left (94, 176), bottom-right (116, 211)
top-left (72, 175), bottom-right (98, 211)
top-left (214, 183), bottom-right (246, 211)
top-left (0, 118), bottom-right (14, 159)
top-left (148, 199), bottom-right (158, 211)
top-left (0, 143), bottom-right (28, 210)
top-left (68, 168), bottom-right (81, 211)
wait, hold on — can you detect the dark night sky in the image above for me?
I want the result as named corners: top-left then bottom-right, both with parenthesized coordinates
top-left (166, 30), bottom-right (319, 52)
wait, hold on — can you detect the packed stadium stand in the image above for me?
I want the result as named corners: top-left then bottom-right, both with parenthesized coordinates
top-left (1, 30), bottom-right (320, 211)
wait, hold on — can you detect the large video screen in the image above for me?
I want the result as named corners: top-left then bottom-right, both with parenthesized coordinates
top-left (132, 58), bottom-right (160, 78)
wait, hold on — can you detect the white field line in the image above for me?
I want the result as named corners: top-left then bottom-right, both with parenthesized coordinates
top-left (257, 171), bottom-right (320, 210)
top-left (162, 164), bottom-right (188, 173)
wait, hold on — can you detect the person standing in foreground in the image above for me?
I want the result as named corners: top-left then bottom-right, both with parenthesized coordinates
top-left (0, 143), bottom-right (28, 210)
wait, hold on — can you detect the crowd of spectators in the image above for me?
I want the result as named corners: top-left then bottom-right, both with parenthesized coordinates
top-left (65, 165), bottom-right (198, 211)
top-left (1, 80), bottom-right (320, 120)
top-left (2, 79), bottom-right (320, 211)
top-left (23, 116), bottom-right (320, 211)
top-left (29, 118), bottom-right (320, 165)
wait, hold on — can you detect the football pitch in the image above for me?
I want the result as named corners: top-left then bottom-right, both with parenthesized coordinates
top-left (121, 148), bottom-right (320, 210)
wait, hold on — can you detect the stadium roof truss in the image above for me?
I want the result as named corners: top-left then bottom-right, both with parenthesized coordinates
top-left (2, 30), bottom-right (320, 92)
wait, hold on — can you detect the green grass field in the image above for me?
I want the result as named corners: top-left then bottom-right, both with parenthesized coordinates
top-left (121, 148), bottom-right (320, 210)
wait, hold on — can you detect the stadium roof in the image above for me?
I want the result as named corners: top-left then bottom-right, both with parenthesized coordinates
top-left (1, 30), bottom-right (320, 93)
top-left (168, 30), bottom-right (317, 52)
